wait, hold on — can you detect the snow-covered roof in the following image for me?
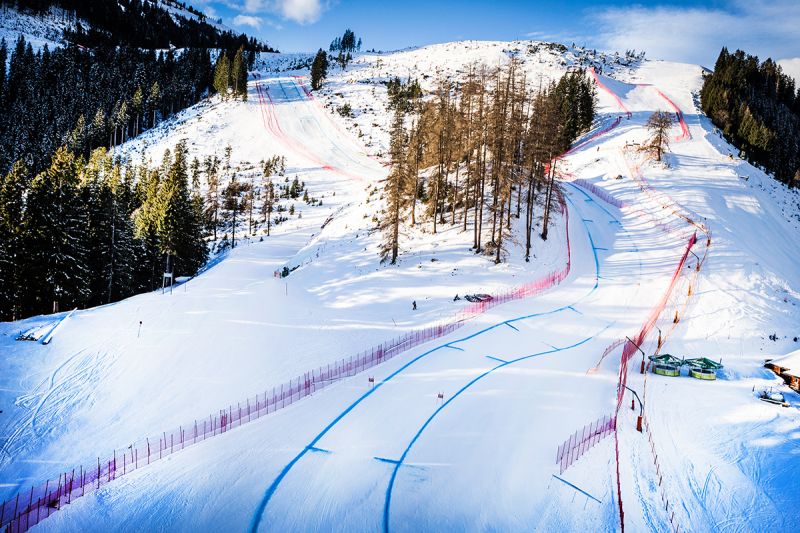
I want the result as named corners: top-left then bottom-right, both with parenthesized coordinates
top-left (768, 349), bottom-right (800, 377)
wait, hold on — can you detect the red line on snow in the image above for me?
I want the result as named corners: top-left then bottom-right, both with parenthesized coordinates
top-left (254, 75), bottom-right (366, 182)
top-left (0, 197), bottom-right (575, 533)
top-left (650, 87), bottom-right (690, 141)
top-left (589, 67), bottom-right (632, 119)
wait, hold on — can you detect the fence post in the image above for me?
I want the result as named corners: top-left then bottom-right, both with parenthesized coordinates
top-left (28, 484), bottom-right (34, 518)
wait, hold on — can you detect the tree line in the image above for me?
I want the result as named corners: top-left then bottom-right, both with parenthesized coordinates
top-left (0, 142), bottom-right (206, 321)
top-left (0, 35), bottom-right (227, 177)
top-left (213, 47), bottom-right (251, 101)
top-left (380, 62), bottom-right (596, 264)
top-left (6, 0), bottom-right (274, 51)
top-left (701, 47), bottom-right (800, 185)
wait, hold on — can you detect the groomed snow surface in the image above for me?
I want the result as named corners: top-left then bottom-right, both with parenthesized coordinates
top-left (1, 42), bottom-right (798, 532)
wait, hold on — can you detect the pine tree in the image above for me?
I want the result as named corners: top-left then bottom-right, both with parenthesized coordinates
top-left (0, 161), bottom-right (28, 320)
top-left (213, 52), bottom-right (231, 99)
top-left (311, 49), bottom-right (328, 91)
top-left (262, 179), bottom-right (275, 235)
top-left (131, 87), bottom-right (144, 137)
top-left (203, 155), bottom-right (221, 240)
top-left (148, 81), bottom-right (161, 128)
top-left (381, 105), bottom-right (409, 263)
top-left (223, 175), bottom-right (248, 248)
top-left (231, 46), bottom-right (248, 100)
top-left (153, 142), bottom-right (208, 277)
top-left (24, 147), bottom-right (90, 314)
top-left (81, 148), bottom-right (137, 305)
top-left (89, 108), bottom-right (107, 149)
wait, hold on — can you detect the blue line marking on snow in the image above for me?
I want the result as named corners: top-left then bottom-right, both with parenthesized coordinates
top-left (552, 475), bottom-right (602, 503)
top-left (249, 302), bottom-right (578, 531)
top-left (505, 322), bottom-right (520, 331)
top-left (384, 188), bottom-right (634, 531)
top-left (594, 247), bottom-right (608, 251)
top-left (374, 457), bottom-right (401, 465)
top-left (582, 218), bottom-right (594, 223)
top-left (485, 355), bottom-right (508, 364)
top-left (306, 446), bottom-right (331, 454)
top-left (250, 186), bottom-right (613, 532)
top-left (382, 333), bottom-right (608, 532)
top-left (444, 345), bottom-right (465, 351)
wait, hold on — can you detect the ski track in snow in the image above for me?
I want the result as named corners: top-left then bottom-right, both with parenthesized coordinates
top-left (249, 80), bottom-right (660, 532)
top-left (2, 44), bottom-right (799, 533)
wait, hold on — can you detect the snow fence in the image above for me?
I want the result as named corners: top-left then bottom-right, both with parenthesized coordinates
top-left (0, 203), bottom-right (572, 533)
top-left (556, 414), bottom-right (616, 475)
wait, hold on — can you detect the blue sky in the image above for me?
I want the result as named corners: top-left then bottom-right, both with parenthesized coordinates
top-left (194, 0), bottom-right (799, 73)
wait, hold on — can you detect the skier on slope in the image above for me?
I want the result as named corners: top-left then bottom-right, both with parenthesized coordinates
top-left (412, 301), bottom-right (417, 311)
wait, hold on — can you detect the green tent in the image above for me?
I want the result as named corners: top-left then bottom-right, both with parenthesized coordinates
top-left (648, 354), bottom-right (684, 366)
top-left (684, 357), bottom-right (724, 370)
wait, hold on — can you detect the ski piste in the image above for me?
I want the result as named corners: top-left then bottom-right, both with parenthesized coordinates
top-left (1, 42), bottom-right (798, 533)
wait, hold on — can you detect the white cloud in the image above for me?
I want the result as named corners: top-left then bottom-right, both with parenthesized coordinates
top-left (233, 14), bottom-right (263, 29)
top-left (589, 0), bottom-right (800, 67)
top-left (241, 0), bottom-right (326, 24)
top-left (277, 0), bottom-right (323, 24)
top-left (778, 58), bottom-right (800, 84)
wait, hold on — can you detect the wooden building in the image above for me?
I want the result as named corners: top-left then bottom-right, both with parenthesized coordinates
top-left (765, 350), bottom-right (800, 392)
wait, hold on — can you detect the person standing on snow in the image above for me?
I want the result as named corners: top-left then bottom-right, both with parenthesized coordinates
top-left (412, 300), bottom-right (417, 311)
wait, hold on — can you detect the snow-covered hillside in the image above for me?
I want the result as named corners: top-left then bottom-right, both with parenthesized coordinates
top-left (0, 4), bottom-right (78, 50)
top-left (0, 40), bottom-right (798, 533)
top-left (306, 41), bottom-right (642, 158)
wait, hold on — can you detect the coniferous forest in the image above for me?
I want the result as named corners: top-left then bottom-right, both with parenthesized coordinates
top-left (0, 2), bottom-right (267, 321)
top-left (4, 0), bottom-right (273, 50)
top-left (0, 142), bottom-right (207, 321)
top-left (0, 36), bottom-right (220, 176)
top-left (701, 48), bottom-right (800, 185)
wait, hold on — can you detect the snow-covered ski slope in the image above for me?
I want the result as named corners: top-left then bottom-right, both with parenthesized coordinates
top-left (0, 43), bottom-right (570, 528)
top-left (1, 42), bottom-right (799, 532)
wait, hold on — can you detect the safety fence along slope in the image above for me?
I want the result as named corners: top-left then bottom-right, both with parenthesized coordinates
top-left (556, 414), bottom-right (616, 474)
top-left (1, 201), bottom-right (573, 533)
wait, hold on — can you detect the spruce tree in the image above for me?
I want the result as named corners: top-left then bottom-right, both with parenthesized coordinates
top-left (148, 81), bottom-right (161, 128)
top-left (0, 161), bottom-right (28, 320)
top-left (311, 49), bottom-right (328, 91)
top-left (214, 53), bottom-right (231, 99)
top-left (231, 46), bottom-right (248, 100)
top-left (155, 142), bottom-right (208, 277)
top-left (24, 147), bottom-right (90, 314)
